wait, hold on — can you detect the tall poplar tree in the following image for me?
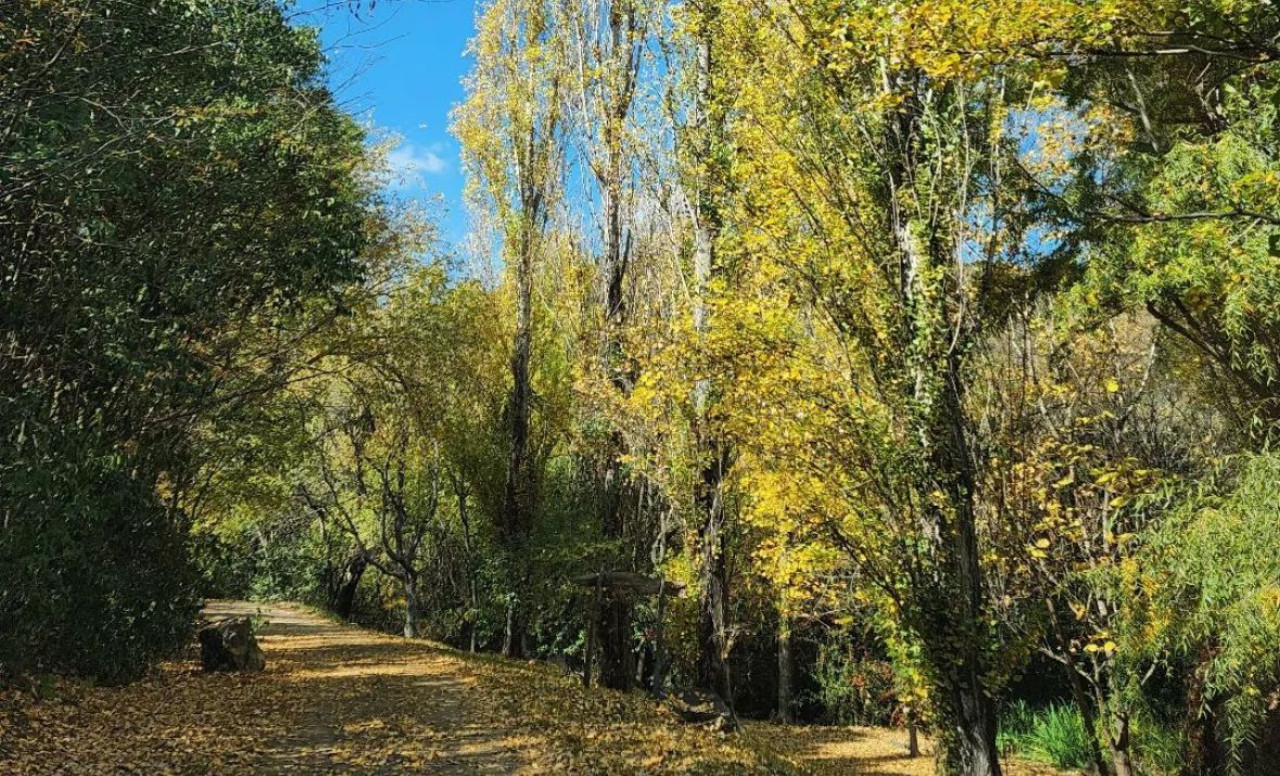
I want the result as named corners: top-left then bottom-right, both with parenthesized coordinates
top-left (455, 0), bottom-right (564, 657)
top-left (558, 0), bottom-right (657, 690)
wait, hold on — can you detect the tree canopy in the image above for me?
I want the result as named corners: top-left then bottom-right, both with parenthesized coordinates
top-left (5, 1), bottom-right (1280, 774)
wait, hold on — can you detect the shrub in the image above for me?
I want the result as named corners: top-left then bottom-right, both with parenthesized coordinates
top-left (1131, 711), bottom-right (1184, 776)
top-left (999, 701), bottom-right (1094, 770)
top-left (814, 643), bottom-right (898, 726)
top-left (0, 440), bottom-right (199, 684)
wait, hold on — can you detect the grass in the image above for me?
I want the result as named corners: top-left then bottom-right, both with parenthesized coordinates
top-left (999, 700), bottom-right (1095, 770)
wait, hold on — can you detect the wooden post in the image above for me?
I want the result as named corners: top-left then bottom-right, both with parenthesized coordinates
top-left (567, 572), bottom-right (685, 694)
top-left (583, 572), bottom-right (604, 689)
top-left (650, 577), bottom-right (669, 697)
top-left (906, 705), bottom-right (920, 757)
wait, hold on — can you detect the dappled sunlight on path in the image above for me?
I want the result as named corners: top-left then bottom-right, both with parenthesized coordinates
top-left (1, 601), bottom-right (1065, 775)
top-left (1, 600), bottom-right (532, 774)
top-left (747, 723), bottom-right (936, 775)
top-left (746, 723), bottom-right (1067, 776)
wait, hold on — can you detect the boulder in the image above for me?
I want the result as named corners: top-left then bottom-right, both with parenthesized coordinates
top-left (198, 617), bottom-right (265, 672)
top-left (665, 689), bottom-right (738, 731)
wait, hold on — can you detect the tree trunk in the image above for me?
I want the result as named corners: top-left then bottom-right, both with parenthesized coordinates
top-left (403, 575), bottom-right (418, 639)
top-left (330, 551), bottom-right (367, 621)
top-left (906, 332), bottom-right (1001, 776)
top-left (503, 287), bottom-right (532, 540)
top-left (776, 614), bottom-right (794, 723)
top-left (945, 674), bottom-right (1001, 776)
top-left (931, 422), bottom-right (1003, 776)
top-left (1184, 647), bottom-right (1225, 776)
top-left (467, 584), bottom-right (480, 654)
top-left (635, 637), bottom-right (652, 687)
top-left (1065, 665), bottom-right (1111, 776)
top-left (597, 436), bottom-right (634, 691)
top-left (503, 597), bottom-right (525, 658)
top-left (886, 73), bottom-right (1001, 775)
top-left (689, 0), bottom-right (733, 715)
top-left (1107, 711), bottom-right (1134, 776)
top-left (455, 478), bottom-right (481, 654)
top-left (583, 579), bottom-right (600, 689)
top-left (501, 197), bottom-right (536, 658)
top-left (650, 576), bottom-right (671, 697)
top-left (695, 443), bottom-right (733, 710)
top-left (590, 0), bottom-right (642, 698)
top-left (904, 282), bottom-right (1003, 776)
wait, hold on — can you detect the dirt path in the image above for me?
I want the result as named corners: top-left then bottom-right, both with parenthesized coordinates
top-left (1, 601), bottom-right (542, 774)
top-left (0, 601), bottom-right (1063, 775)
top-left (210, 600), bottom-right (530, 773)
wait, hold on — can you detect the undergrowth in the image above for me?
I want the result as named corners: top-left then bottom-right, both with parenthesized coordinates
top-left (999, 701), bottom-right (1093, 770)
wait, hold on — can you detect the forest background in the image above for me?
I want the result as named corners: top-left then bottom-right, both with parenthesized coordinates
top-left (5, 1), bottom-right (1280, 775)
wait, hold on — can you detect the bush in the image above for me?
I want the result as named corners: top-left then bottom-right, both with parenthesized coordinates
top-left (814, 643), bottom-right (898, 726)
top-left (998, 701), bottom-right (1094, 770)
top-left (0, 440), bottom-right (199, 684)
top-left (1131, 710), bottom-right (1184, 776)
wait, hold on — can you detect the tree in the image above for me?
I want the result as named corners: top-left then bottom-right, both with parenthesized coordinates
top-left (557, 0), bottom-right (660, 691)
top-left (455, 0), bottom-right (565, 658)
top-left (700, 0), bottom-right (1071, 769)
top-left (301, 384), bottom-right (443, 639)
top-left (975, 307), bottom-right (1227, 776)
top-left (1124, 453), bottom-right (1280, 774)
top-left (677, 0), bottom-right (739, 710)
top-left (0, 0), bottom-right (372, 681)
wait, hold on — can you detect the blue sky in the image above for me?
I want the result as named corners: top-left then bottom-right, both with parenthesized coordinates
top-left (292, 0), bottom-right (478, 246)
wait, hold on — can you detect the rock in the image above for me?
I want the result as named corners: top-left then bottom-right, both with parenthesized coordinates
top-left (198, 617), bottom-right (265, 672)
top-left (665, 689), bottom-right (738, 731)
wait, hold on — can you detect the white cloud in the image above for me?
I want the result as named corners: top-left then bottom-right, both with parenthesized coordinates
top-left (386, 141), bottom-right (448, 188)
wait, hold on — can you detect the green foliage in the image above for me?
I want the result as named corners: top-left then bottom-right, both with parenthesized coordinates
top-left (1131, 711), bottom-right (1186, 776)
top-left (997, 701), bottom-right (1093, 770)
top-left (191, 518), bottom-right (334, 605)
top-left (0, 431), bottom-right (198, 683)
top-left (1, 0), bottom-right (374, 681)
top-left (813, 643), bottom-right (899, 727)
top-left (1067, 7), bottom-right (1280, 430)
top-left (1125, 453), bottom-right (1280, 768)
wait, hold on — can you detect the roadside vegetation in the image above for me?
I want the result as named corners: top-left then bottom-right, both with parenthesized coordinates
top-left (5, 2), bottom-right (1280, 775)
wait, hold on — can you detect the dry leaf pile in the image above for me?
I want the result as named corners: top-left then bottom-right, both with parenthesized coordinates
top-left (0, 601), bottom-right (1062, 775)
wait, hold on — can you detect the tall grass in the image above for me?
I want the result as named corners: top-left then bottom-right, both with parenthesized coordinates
top-left (999, 700), bottom-right (1095, 770)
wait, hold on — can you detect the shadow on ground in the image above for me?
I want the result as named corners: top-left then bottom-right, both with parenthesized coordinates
top-left (1, 601), bottom-right (1066, 776)
top-left (1, 600), bottom-right (530, 775)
